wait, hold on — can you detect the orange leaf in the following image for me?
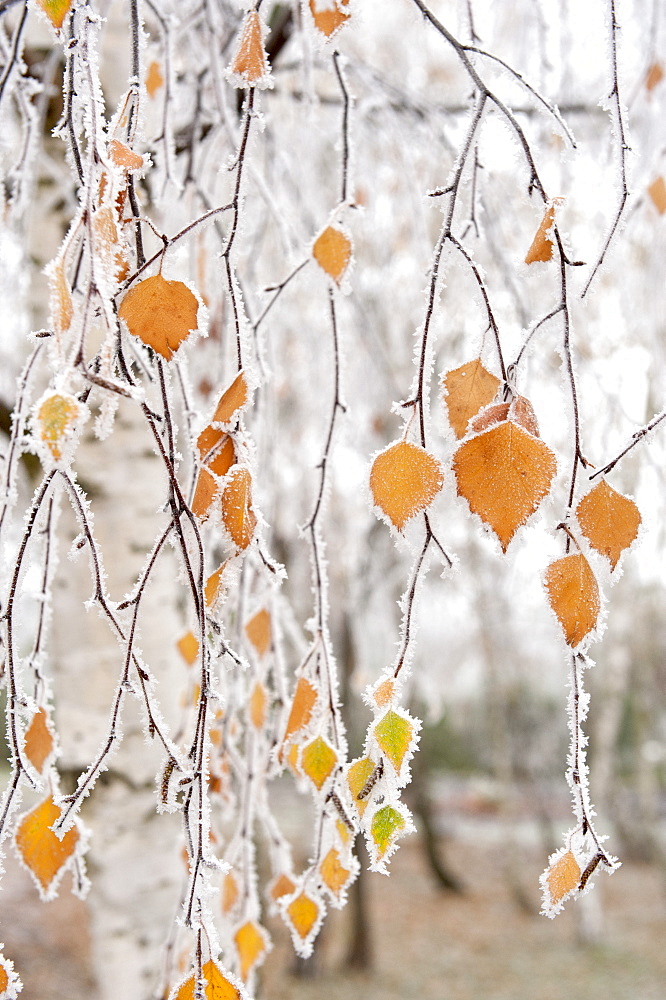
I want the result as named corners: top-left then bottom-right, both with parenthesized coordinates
top-left (372, 678), bottom-right (395, 708)
top-left (197, 431), bottom-right (235, 478)
top-left (118, 274), bottom-right (199, 360)
top-left (36, 393), bottom-right (81, 462)
top-left (648, 176), bottom-right (666, 215)
top-left (0, 960), bottom-right (7, 992)
top-left (50, 258), bottom-right (73, 334)
top-left (286, 892), bottom-right (319, 939)
top-left (301, 736), bottom-right (337, 790)
top-left (452, 420), bottom-right (556, 551)
top-left (370, 440), bottom-right (443, 531)
top-left (347, 757), bottom-right (375, 817)
top-left (211, 371), bottom-right (249, 427)
top-left (270, 872), bottom-right (296, 902)
top-left (525, 204), bottom-right (555, 264)
top-left (245, 609), bottom-right (271, 657)
top-left (15, 797), bottom-right (79, 894)
top-left (249, 681), bottom-right (267, 729)
top-left (145, 60), bottom-right (164, 97)
top-left (320, 847), bottom-right (351, 897)
top-left (312, 226), bottom-right (351, 283)
top-left (234, 921), bottom-right (268, 980)
top-left (229, 11), bottom-right (269, 86)
top-left (192, 468), bottom-right (220, 521)
top-left (645, 61), bottom-right (664, 91)
top-left (172, 959), bottom-right (241, 1000)
top-left (177, 631), bottom-right (199, 666)
top-left (576, 481), bottom-right (641, 570)
top-left (24, 709), bottom-right (54, 773)
top-left (443, 359), bottom-right (501, 438)
top-left (282, 677), bottom-right (317, 746)
top-left (545, 850), bottom-right (580, 905)
top-left (37, 0), bottom-right (72, 29)
top-left (109, 139), bottom-right (144, 171)
top-left (544, 553), bottom-right (600, 646)
top-left (220, 468), bottom-right (257, 550)
top-left (205, 562), bottom-right (228, 608)
top-left (469, 395), bottom-right (539, 437)
top-left (309, 0), bottom-right (350, 37)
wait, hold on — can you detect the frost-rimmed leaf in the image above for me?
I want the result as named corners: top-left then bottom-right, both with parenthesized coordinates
top-left (24, 708), bottom-right (56, 774)
top-left (319, 847), bottom-right (353, 901)
top-left (169, 958), bottom-right (243, 1000)
top-left (452, 418), bottom-right (556, 551)
top-left (373, 708), bottom-right (418, 775)
top-left (280, 677), bottom-right (318, 751)
top-left (544, 553), bottom-right (600, 647)
top-left (33, 391), bottom-right (87, 467)
top-left (370, 440), bottom-right (444, 531)
top-left (234, 920), bottom-right (270, 980)
top-left (301, 736), bottom-right (337, 791)
top-left (346, 756), bottom-right (375, 817)
top-left (576, 480), bottom-right (641, 570)
top-left (228, 11), bottom-right (271, 88)
top-left (525, 203), bottom-right (556, 264)
top-left (210, 370), bottom-right (250, 428)
top-left (312, 226), bottom-right (352, 283)
top-left (443, 358), bottom-right (501, 439)
top-left (36, 0), bottom-right (72, 30)
top-left (220, 467), bottom-right (257, 551)
top-left (283, 889), bottom-right (324, 956)
top-left (540, 848), bottom-right (580, 916)
top-left (366, 801), bottom-right (414, 872)
top-left (0, 950), bottom-right (21, 999)
top-left (118, 274), bottom-right (199, 360)
top-left (309, 0), bottom-right (350, 37)
top-left (14, 796), bottom-right (81, 898)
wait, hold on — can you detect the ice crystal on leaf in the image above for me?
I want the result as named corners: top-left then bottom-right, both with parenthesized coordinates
top-left (118, 274), bottom-right (199, 360)
top-left (370, 440), bottom-right (444, 531)
top-left (576, 481), bottom-right (641, 570)
top-left (544, 553), bottom-right (600, 647)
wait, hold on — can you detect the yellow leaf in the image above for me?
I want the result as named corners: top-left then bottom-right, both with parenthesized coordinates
top-left (452, 419), bottom-right (556, 551)
top-left (525, 204), bottom-right (555, 264)
top-left (118, 274), bottom-right (199, 361)
top-left (443, 359), bottom-right (501, 439)
top-left (211, 371), bottom-right (249, 427)
top-left (312, 226), bottom-right (351, 283)
top-left (648, 176), bottom-right (666, 215)
top-left (15, 797), bottom-right (79, 893)
top-left (249, 681), bottom-right (267, 730)
top-left (545, 850), bottom-right (580, 905)
top-left (24, 709), bottom-right (54, 773)
top-left (370, 804), bottom-right (405, 858)
top-left (576, 480), bottom-right (641, 570)
top-left (301, 736), bottom-right (337, 790)
top-left (177, 631), bottom-right (199, 667)
top-left (221, 871), bottom-right (239, 915)
top-left (347, 757), bottom-right (375, 817)
top-left (36, 393), bottom-right (81, 463)
top-left (245, 609), bottom-right (271, 657)
top-left (234, 921), bottom-right (268, 980)
top-left (220, 468), bottom-right (257, 550)
top-left (172, 959), bottom-right (241, 1000)
top-left (145, 60), bottom-right (164, 97)
top-left (229, 11), bottom-right (269, 86)
top-left (109, 139), bottom-right (144, 171)
top-left (370, 440), bottom-right (444, 531)
top-left (320, 848), bottom-right (351, 897)
top-left (373, 709), bottom-right (414, 773)
top-left (281, 677), bottom-right (317, 747)
top-left (309, 0), bottom-right (350, 37)
top-left (286, 892), bottom-right (319, 939)
top-left (645, 61), bottom-right (664, 91)
top-left (37, 0), bottom-right (72, 29)
top-left (544, 553), bottom-right (600, 646)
